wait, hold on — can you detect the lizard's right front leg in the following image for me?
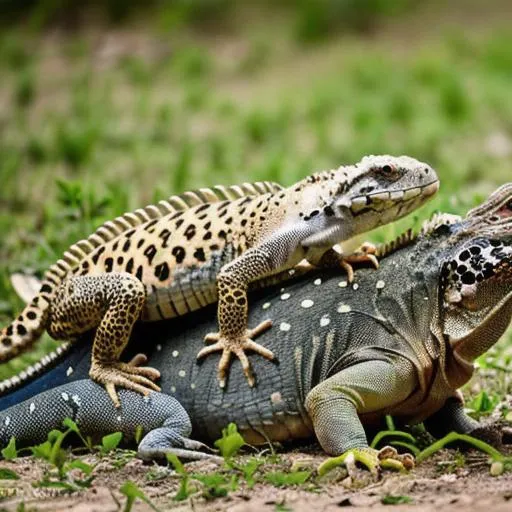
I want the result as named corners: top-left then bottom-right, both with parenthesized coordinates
top-left (48, 273), bottom-right (160, 407)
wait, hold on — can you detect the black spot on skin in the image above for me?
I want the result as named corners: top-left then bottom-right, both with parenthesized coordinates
top-left (126, 258), bottom-right (134, 273)
top-left (2, 337), bottom-right (12, 347)
top-left (240, 197), bottom-right (251, 206)
top-left (27, 311), bottom-right (37, 320)
top-left (203, 221), bottom-right (211, 230)
top-left (226, 217), bottom-right (233, 225)
top-left (91, 246), bottom-right (105, 265)
top-left (469, 246), bottom-right (481, 255)
top-left (490, 240), bottom-right (501, 247)
top-left (175, 219), bottom-right (184, 229)
top-left (112, 241), bottom-right (119, 251)
top-left (461, 272), bottom-right (476, 285)
top-left (117, 256), bottom-right (124, 265)
top-left (323, 205), bottom-right (335, 216)
top-left (456, 264), bottom-right (467, 274)
top-left (203, 232), bottom-right (212, 241)
top-left (198, 213), bottom-right (208, 220)
top-left (219, 209), bottom-right (228, 218)
top-left (193, 248), bottom-right (206, 262)
top-left (123, 239), bottom-right (131, 252)
top-left (82, 261), bottom-right (89, 269)
top-left (17, 324), bottom-right (27, 336)
top-left (239, 208), bottom-right (246, 215)
top-left (6, 326), bottom-right (13, 336)
top-left (125, 229), bottom-right (136, 238)
top-left (172, 246), bottom-right (186, 264)
top-left (184, 224), bottom-right (196, 240)
top-left (145, 219), bottom-right (158, 231)
top-left (159, 230), bottom-right (171, 247)
top-left (196, 204), bottom-right (210, 213)
top-left (154, 262), bottom-right (170, 281)
top-left (136, 266), bottom-right (144, 281)
top-left (143, 244), bottom-right (157, 264)
top-left (250, 211), bottom-right (256, 218)
top-left (210, 244), bottom-right (219, 251)
top-left (105, 258), bottom-right (114, 272)
top-left (218, 230), bottom-right (227, 239)
top-left (137, 238), bottom-right (145, 249)
top-left (241, 219), bottom-right (247, 226)
top-left (40, 284), bottom-right (52, 294)
top-left (459, 250), bottom-right (470, 261)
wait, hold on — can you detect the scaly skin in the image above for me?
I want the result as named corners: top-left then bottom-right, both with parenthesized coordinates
top-left (0, 156), bottom-right (439, 405)
top-left (0, 184), bottom-right (510, 478)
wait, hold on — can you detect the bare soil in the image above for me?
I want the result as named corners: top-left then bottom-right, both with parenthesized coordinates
top-left (1, 446), bottom-right (511, 511)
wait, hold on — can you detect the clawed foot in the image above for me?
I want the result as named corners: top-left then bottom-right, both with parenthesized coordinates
top-left (197, 320), bottom-right (274, 388)
top-left (318, 446), bottom-right (415, 480)
top-left (340, 242), bottom-right (379, 283)
top-left (90, 353), bottom-right (161, 408)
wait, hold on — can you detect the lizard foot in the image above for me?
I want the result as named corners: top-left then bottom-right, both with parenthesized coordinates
top-left (340, 242), bottom-right (379, 283)
top-left (90, 353), bottom-right (161, 408)
top-left (318, 446), bottom-right (414, 480)
top-left (197, 320), bottom-right (273, 388)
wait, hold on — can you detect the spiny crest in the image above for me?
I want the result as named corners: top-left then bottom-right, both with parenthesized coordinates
top-left (43, 181), bottom-right (282, 282)
top-left (376, 213), bottom-right (462, 259)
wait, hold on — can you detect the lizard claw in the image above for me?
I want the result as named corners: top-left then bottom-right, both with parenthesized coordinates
top-left (90, 354), bottom-right (161, 408)
top-left (197, 320), bottom-right (274, 388)
top-left (340, 242), bottom-right (379, 283)
top-left (318, 446), bottom-right (414, 481)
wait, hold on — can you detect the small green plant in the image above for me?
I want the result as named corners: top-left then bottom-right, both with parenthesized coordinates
top-left (381, 495), bottom-right (413, 505)
top-left (120, 480), bottom-right (160, 512)
top-left (0, 467), bottom-right (20, 480)
top-left (1, 437), bottom-right (18, 460)
top-left (466, 391), bottom-right (501, 418)
top-left (264, 470), bottom-right (311, 488)
top-left (98, 432), bottom-right (123, 455)
top-left (214, 423), bottom-right (245, 462)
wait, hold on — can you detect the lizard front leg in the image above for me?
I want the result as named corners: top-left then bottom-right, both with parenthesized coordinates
top-left (48, 273), bottom-right (160, 407)
top-left (310, 243), bottom-right (379, 283)
top-left (197, 248), bottom-right (274, 388)
top-left (306, 358), bottom-right (417, 477)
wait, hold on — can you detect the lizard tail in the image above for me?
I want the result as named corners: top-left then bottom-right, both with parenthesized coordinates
top-left (0, 259), bottom-right (69, 362)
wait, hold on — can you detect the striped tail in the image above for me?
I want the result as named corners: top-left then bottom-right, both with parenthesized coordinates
top-left (0, 261), bottom-right (67, 362)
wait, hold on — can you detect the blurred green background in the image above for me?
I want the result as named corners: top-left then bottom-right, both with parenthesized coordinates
top-left (0, 0), bottom-right (511, 383)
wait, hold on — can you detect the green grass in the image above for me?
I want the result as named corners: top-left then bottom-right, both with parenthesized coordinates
top-left (0, 1), bottom-right (511, 385)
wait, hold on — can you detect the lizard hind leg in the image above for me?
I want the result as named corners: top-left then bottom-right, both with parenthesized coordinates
top-left (48, 272), bottom-right (161, 407)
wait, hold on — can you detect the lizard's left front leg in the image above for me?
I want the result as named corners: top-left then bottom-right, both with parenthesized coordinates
top-left (197, 248), bottom-right (274, 388)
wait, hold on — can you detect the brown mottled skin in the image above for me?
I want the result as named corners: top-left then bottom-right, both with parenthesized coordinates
top-left (0, 156), bottom-right (439, 406)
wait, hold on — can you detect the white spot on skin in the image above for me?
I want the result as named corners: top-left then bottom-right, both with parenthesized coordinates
top-left (353, 283), bottom-right (359, 290)
top-left (301, 299), bottom-right (314, 308)
top-left (337, 303), bottom-right (352, 313)
top-left (66, 366), bottom-right (74, 377)
top-left (320, 315), bottom-right (331, 327)
top-left (143, 395), bottom-right (150, 403)
top-left (338, 281), bottom-right (348, 288)
top-left (279, 322), bottom-right (291, 332)
top-left (270, 392), bottom-right (283, 405)
top-left (376, 280), bottom-right (385, 289)
top-left (61, 392), bottom-right (69, 401)
top-left (172, 350), bottom-right (179, 358)
top-left (288, 269), bottom-right (296, 276)
top-left (191, 383), bottom-right (196, 390)
top-left (314, 278), bottom-right (322, 286)
top-left (262, 302), bottom-right (271, 310)
top-left (4, 416), bottom-right (10, 427)
top-left (72, 395), bottom-right (81, 406)
top-left (281, 293), bottom-right (291, 300)
top-left (178, 370), bottom-right (186, 378)
top-left (29, 403), bottom-right (35, 414)
top-left (156, 344), bottom-right (162, 352)
top-left (170, 386), bottom-right (176, 393)
top-left (117, 415), bottom-right (122, 422)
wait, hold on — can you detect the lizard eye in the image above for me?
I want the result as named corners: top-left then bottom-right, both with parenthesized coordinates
top-left (506, 199), bottom-right (512, 210)
top-left (381, 164), bottom-right (394, 174)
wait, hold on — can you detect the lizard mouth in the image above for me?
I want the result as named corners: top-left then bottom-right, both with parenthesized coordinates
top-left (348, 179), bottom-right (440, 215)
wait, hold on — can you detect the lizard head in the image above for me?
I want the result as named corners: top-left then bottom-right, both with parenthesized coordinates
top-left (335, 155), bottom-right (439, 233)
top-left (439, 186), bottom-right (512, 362)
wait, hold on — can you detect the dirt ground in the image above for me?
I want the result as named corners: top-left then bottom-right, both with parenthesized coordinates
top-left (1, 445), bottom-right (511, 512)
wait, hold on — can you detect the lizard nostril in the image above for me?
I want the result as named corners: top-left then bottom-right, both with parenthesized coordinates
top-left (423, 168), bottom-right (430, 175)
top-left (360, 186), bottom-right (375, 194)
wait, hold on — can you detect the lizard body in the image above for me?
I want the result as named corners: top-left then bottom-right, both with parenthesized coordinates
top-left (0, 155), bottom-right (439, 404)
top-left (0, 183), bottom-right (511, 474)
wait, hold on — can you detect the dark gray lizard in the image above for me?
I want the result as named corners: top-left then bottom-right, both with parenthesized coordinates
top-left (0, 183), bottom-right (511, 473)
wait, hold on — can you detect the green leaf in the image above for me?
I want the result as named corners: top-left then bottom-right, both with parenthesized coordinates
top-left (166, 453), bottom-right (186, 474)
top-left (101, 432), bottom-right (123, 453)
top-left (214, 423), bottom-right (245, 460)
top-left (31, 441), bottom-right (52, 461)
top-left (66, 459), bottom-right (94, 475)
top-left (62, 417), bottom-right (80, 434)
top-left (264, 471), bottom-right (311, 487)
top-left (120, 480), bottom-right (160, 512)
top-left (381, 495), bottom-right (413, 505)
top-left (1, 437), bottom-right (17, 460)
top-left (0, 467), bottom-right (20, 480)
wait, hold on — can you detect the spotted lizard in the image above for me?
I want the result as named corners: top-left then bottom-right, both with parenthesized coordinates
top-left (0, 155), bottom-right (439, 406)
top-left (0, 183), bottom-right (511, 476)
